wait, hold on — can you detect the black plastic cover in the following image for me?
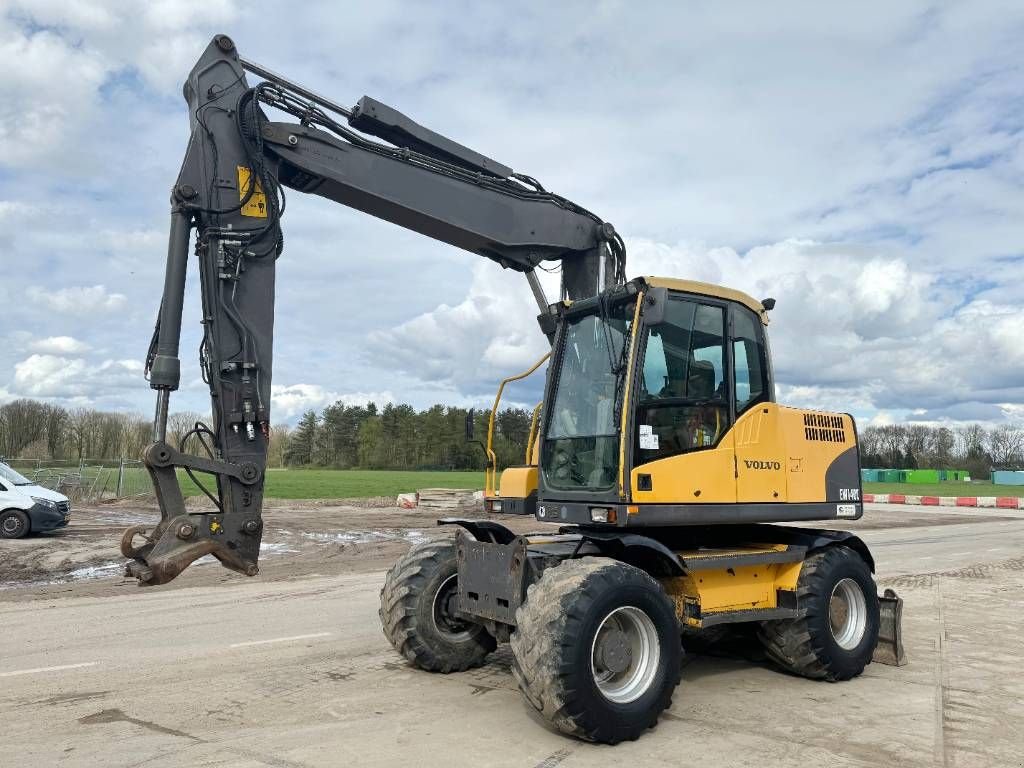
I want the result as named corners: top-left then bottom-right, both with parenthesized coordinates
top-left (349, 96), bottom-right (513, 178)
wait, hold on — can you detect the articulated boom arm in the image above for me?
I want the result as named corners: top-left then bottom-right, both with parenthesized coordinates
top-left (122, 34), bottom-right (624, 584)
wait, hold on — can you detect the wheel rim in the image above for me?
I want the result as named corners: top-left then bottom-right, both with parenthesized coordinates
top-left (2, 516), bottom-right (21, 535)
top-left (590, 605), bottom-right (661, 704)
top-left (431, 574), bottom-right (472, 641)
top-left (829, 577), bottom-right (868, 650)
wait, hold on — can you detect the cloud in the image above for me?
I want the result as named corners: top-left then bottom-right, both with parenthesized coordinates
top-left (373, 237), bottom-right (1024, 422)
top-left (25, 285), bottom-right (128, 314)
top-left (12, 354), bottom-right (141, 399)
top-left (0, 3), bottom-right (1023, 424)
top-left (271, 383), bottom-right (394, 420)
top-left (367, 261), bottom-right (552, 397)
top-left (28, 336), bottom-right (90, 354)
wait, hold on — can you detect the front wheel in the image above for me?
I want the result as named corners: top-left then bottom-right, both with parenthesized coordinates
top-left (510, 558), bottom-right (682, 744)
top-left (758, 545), bottom-right (879, 681)
top-left (0, 509), bottom-right (30, 539)
top-left (379, 538), bottom-right (496, 672)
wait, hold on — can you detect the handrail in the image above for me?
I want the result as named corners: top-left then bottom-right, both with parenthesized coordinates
top-left (485, 352), bottom-right (551, 497)
top-left (526, 401), bottom-right (544, 465)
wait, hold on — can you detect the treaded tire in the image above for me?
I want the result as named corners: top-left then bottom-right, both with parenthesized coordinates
top-left (510, 558), bottom-right (682, 744)
top-left (758, 545), bottom-right (879, 681)
top-left (379, 538), bottom-right (496, 672)
top-left (0, 509), bottom-right (30, 539)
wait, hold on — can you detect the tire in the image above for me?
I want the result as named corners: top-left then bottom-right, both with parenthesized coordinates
top-left (379, 538), bottom-right (496, 672)
top-left (758, 545), bottom-right (879, 681)
top-left (0, 509), bottom-right (30, 539)
top-left (510, 558), bottom-right (682, 744)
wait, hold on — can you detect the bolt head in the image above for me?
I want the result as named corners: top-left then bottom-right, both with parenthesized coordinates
top-left (215, 34), bottom-right (235, 53)
top-left (177, 523), bottom-right (195, 539)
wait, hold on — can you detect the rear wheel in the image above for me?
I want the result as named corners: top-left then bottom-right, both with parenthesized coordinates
top-left (0, 510), bottom-right (29, 539)
top-left (510, 558), bottom-right (682, 744)
top-left (379, 538), bottom-right (496, 672)
top-left (758, 546), bottom-right (879, 681)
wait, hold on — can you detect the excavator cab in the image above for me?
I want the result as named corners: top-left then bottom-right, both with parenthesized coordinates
top-left (484, 275), bottom-right (865, 527)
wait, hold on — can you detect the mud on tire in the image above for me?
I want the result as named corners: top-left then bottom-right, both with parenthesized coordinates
top-left (379, 538), bottom-right (496, 672)
top-left (757, 545), bottom-right (879, 681)
top-left (510, 558), bottom-right (682, 744)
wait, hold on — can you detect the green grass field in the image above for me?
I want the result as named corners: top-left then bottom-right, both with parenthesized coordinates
top-left (863, 482), bottom-right (1024, 498)
top-left (178, 468), bottom-right (486, 499)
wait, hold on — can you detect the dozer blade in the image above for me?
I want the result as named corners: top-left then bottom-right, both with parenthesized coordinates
top-left (873, 588), bottom-right (907, 666)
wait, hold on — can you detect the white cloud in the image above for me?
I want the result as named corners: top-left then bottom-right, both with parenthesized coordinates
top-left (0, 3), bottom-right (1023, 423)
top-left (26, 285), bottom-right (128, 314)
top-left (12, 354), bottom-right (140, 398)
top-left (28, 336), bottom-right (90, 354)
top-left (271, 383), bottom-right (394, 419)
top-left (368, 261), bottom-right (552, 395)
top-left (374, 237), bottom-right (1024, 422)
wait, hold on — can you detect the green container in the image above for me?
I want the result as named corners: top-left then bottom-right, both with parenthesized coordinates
top-left (904, 469), bottom-right (940, 484)
top-left (883, 469), bottom-right (901, 483)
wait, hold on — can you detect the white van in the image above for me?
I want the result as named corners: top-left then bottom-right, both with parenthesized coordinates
top-left (0, 461), bottom-right (71, 539)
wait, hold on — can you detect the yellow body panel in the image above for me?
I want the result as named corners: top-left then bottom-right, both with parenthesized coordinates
top-left (630, 437), bottom-right (736, 503)
top-left (733, 405), bottom-right (787, 502)
top-left (778, 406), bottom-right (857, 502)
top-left (630, 403), bottom-right (857, 504)
top-left (662, 548), bottom-right (804, 627)
top-left (498, 466), bottom-right (538, 499)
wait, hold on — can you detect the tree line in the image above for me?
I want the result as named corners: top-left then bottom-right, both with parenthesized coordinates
top-left (0, 398), bottom-right (534, 472)
top-left (282, 402), bottom-right (534, 471)
top-left (1, 397), bottom-right (1020, 477)
top-left (859, 423), bottom-right (1024, 479)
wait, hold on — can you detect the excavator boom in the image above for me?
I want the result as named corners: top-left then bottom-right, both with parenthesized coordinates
top-left (123, 34), bottom-right (624, 584)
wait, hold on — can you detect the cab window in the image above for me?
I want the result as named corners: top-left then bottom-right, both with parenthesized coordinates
top-left (732, 305), bottom-right (769, 415)
top-left (634, 299), bottom-right (727, 463)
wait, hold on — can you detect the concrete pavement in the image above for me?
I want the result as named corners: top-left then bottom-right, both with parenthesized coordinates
top-left (1, 503), bottom-right (1022, 767)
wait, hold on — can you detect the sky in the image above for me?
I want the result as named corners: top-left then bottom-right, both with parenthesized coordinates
top-left (0, 1), bottom-right (1022, 427)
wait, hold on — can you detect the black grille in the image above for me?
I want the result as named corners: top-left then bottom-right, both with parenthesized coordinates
top-left (57, 501), bottom-right (70, 515)
top-left (803, 413), bottom-right (846, 443)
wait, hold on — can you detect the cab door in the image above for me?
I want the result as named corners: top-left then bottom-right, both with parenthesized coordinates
top-left (629, 296), bottom-right (735, 504)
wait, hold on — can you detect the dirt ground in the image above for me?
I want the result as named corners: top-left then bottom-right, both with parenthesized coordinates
top-left (1, 499), bottom-right (1015, 601)
top-left (0, 499), bottom-right (558, 600)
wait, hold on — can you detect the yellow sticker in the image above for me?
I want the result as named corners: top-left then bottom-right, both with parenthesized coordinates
top-left (237, 166), bottom-right (268, 218)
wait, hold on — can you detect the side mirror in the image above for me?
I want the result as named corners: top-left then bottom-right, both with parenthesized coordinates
top-left (642, 286), bottom-right (669, 325)
top-left (465, 408), bottom-right (475, 441)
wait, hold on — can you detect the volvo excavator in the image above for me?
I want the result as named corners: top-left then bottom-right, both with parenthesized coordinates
top-left (126, 35), bottom-right (904, 745)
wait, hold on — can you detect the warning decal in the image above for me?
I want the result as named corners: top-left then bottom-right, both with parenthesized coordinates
top-left (237, 166), bottom-right (268, 218)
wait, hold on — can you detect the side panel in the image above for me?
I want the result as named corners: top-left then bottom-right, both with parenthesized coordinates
top-left (779, 406), bottom-right (860, 503)
top-left (733, 404), bottom-right (788, 503)
top-left (499, 466), bottom-right (538, 498)
top-left (630, 431), bottom-right (736, 504)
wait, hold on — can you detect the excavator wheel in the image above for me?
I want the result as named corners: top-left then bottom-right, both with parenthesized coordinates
top-left (757, 545), bottom-right (880, 681)
top-left (379, 538), bottom-right (496, 672)
top-left (510, 558), bottom-right (682, 744)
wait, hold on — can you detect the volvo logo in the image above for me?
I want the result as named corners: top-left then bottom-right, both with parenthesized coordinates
top-left (744, 459), bottom-right (781, 470)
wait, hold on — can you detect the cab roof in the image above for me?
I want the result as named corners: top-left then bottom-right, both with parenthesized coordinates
top-left (644, 276), bottom-right (769, 324)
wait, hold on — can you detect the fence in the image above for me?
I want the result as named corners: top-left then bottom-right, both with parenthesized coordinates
top-left (6, 458), bottom-right (154, 503)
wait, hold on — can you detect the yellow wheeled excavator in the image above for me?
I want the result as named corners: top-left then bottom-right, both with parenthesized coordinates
top-left (129, 35), bottom-right (904, 747)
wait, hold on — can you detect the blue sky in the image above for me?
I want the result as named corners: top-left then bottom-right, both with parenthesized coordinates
top-left (0, 1), bottom-right (1022, 426)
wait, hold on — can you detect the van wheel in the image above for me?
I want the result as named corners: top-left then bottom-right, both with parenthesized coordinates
top-left (0, 510), bottom-right (30, 539)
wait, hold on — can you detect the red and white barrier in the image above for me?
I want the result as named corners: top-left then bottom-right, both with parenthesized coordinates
top-left (864, 493), bottom-right (1023, 509)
